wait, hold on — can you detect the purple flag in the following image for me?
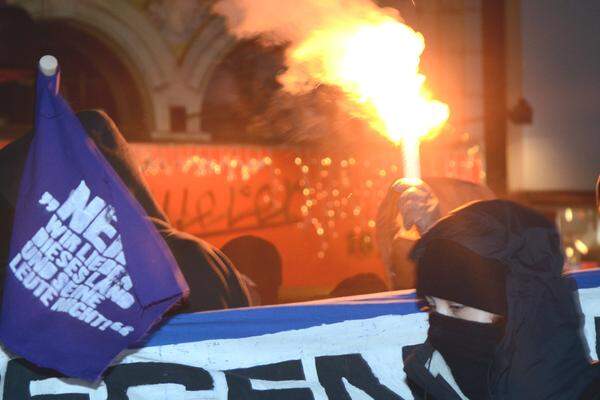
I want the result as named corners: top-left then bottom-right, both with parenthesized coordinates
top-left (0, 66), bottom-right (189, 380)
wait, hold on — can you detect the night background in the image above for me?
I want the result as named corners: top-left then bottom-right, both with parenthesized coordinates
top-left (1, 0), bottom-right (598, 302)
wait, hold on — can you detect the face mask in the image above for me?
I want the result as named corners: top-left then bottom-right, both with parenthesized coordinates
top-left (427, 312), bottom-right (504, 400)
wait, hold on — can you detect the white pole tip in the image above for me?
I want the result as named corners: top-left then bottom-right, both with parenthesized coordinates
top-left (39, 55), bottom-right (58, 77)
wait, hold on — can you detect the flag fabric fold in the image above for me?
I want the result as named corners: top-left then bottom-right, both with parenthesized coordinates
top-left (0, 67), bottom-right (189, 381)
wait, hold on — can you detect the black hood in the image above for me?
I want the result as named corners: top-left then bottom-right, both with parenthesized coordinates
top-left (0, 110), bottom-right (167, 222)
top-left (410, 199), bottom-right (598, 399)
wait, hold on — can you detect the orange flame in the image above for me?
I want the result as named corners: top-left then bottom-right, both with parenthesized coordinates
top-left (281, 17), bottom-right (450, 146)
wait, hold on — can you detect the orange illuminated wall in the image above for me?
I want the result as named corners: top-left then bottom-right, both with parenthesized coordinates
top-left (132, 141), bottom-right (482, 301)
top-left (0, 139), bottom-right (483, 301)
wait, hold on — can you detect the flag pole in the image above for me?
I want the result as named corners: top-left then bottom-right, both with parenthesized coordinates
top-left (39, 55), bottom-right (58, 77)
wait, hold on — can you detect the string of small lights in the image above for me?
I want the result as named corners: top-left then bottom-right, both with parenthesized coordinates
top-left (134, 138), bottom-right (484, 259)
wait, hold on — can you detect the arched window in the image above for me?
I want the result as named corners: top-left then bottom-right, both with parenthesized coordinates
top-left (0, 9), bottom-right (151, 141)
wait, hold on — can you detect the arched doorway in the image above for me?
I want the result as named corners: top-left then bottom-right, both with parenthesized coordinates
top-left (0, 15), bottom-right (152, 141)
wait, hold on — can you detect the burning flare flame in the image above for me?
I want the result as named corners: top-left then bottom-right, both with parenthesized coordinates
top-left (281, 18), bottom-right (450, 146)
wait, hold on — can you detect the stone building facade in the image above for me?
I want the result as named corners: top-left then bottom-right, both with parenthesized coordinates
top-left (7, 0), bottom-right (485, 146)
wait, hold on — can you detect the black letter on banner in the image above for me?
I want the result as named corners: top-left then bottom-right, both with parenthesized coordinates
top-left (104, 362), bottom-right (213, 399)
top-left (3, 358), bottom-right (89, 399)
top-left (225, 359), bottom-right (314, 399)
top-left (315, 354), bottom-right (403, 399)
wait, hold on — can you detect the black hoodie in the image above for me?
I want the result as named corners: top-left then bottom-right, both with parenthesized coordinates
top-left (404, 199), bottom-right (600, 399)
top-left (0, 110), bottom-right (250, 313)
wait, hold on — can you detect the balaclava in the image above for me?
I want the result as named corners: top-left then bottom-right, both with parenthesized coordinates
top-left (416, 238), bottom-right (507, 400)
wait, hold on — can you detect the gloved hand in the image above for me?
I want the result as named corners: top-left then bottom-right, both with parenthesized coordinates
top-left (392, 178), bottom-right (441, 235)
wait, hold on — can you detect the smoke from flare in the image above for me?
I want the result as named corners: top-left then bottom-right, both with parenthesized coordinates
top-left (213, 0), bottom-right (449, 145)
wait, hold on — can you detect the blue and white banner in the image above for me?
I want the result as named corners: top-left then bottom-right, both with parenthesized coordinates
top-left (1, 269), bottom-right (600, 399)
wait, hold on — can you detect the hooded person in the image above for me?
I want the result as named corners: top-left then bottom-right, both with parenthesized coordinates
top-left (376, 177), bottom-right (495, 290)
top-left (221, 235), bottom-right (283, 306)
top-left (0, 110), bottom-right (250, 313)
top-left (403, 199), bottom-right (600, 400)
